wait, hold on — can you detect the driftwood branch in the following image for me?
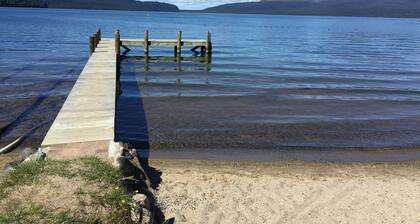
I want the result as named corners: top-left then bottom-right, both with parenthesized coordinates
top-left (0, 137), bottom-right (22, 154)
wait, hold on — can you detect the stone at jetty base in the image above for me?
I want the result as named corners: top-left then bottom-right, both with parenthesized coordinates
top-left (133, 193), bottom-right (147, 204)
top-left (131, 193), bottom-right (152, 224)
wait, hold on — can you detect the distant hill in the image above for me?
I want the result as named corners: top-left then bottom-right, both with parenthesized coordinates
top-left (0, 0), bottom-right (179, 11)
top-left (1, 0), bottom-right (47, 7)
top-left (204, 0), bottom-right (420, 18)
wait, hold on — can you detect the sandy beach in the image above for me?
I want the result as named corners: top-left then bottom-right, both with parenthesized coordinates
top-left (152, 159), bottom-right (420, 224)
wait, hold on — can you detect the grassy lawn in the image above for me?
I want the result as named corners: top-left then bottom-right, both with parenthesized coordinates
top-left (0, 157), bottom-right (132, 224)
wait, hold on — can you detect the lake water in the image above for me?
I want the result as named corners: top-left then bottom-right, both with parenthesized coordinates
top-left (1, 7), bottom-right (420, 161)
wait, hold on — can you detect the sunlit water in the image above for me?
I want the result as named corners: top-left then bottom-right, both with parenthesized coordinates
top-left (1, 7), bottom-right (420, 160)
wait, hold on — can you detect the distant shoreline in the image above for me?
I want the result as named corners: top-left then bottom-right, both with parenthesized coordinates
top-left (0, 0), bottom-right (179, 12)
top-left (202, 1), bottom-right (420, 19)
top-left (0, 5), bottom-right (180, 13)
top-left (1, 6), bottom-right (420, 19)
top-left (181, 9), bottom-right (420, 19)
top-left (183, 10), bottom-right (420, 19)
top-left (0, 5), bottom-right (176, 11)
top-left (0, 5), bottom-right (46, 9)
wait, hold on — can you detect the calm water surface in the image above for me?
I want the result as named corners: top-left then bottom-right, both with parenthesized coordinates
top-left (1, 7), bottom-right (420, 160)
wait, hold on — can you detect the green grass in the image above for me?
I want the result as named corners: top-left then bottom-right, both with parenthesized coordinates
top-left (0, 157), bottom-right (132, 224)
top-left (77, 157), bottom-right (123, 184)
top-left (0, 205), bottom-right (89, 224)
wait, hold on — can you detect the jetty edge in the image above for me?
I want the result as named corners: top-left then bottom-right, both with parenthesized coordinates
top-left (41, 29), bottom-right (120, 160)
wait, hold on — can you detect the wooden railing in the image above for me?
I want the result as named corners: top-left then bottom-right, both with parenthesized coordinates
top-left (114, 30), bottom-right (212, 56)
top-left (89, 28), bottom-right (102, 56)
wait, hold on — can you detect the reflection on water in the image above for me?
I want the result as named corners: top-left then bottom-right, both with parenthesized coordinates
top-left (122, 55), bottom-right (212, 73)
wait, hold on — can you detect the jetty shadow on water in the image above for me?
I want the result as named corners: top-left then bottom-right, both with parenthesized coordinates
top-left (115, 58), bottom-right (168, 222)
top-left (115, 51), bottom-right (211, 168)
top-left (116, 53), bottom-right (212, 187)
top-left (115, 59), bottom-right (162, 184)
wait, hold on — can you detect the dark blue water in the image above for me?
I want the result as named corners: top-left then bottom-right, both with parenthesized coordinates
top-left (1, 7), bottom-right (420, 159)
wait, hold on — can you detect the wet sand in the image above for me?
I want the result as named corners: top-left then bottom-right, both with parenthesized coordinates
top-left (0, 93), bottom-right (69, 171)
top-left (153, 159), bottom-right (420, 224)
top-left (0, 96), bottom-right (67, 150)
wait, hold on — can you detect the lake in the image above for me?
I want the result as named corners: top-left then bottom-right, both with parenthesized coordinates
top-left (1, 7), bottom-right (420, 161)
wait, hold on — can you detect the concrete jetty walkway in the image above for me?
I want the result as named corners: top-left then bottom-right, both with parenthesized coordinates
top-left (41, 38), bottom-right (118, 159)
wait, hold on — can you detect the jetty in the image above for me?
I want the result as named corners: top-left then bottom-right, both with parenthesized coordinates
top-left (41, 29), bottom-right (212, 159)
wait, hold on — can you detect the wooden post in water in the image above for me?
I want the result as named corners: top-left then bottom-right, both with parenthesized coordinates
top-left (205, 32), bottom-right (212, 65)
top-left (89, 36), bottom-right (94, 56)
top-left (144, 30), bottom-right (149, 55)
top-left (144, 54), bottom-right (149, 72)
top-left (176, 54), bottom-right (181, 72)
top-left (176, 31), bottom-right (182, 56)
top-left (206, 31), bottom-right (212, 54)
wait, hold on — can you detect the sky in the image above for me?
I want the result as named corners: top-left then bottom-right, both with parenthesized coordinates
top-left (146, 0), bottom-right (256, 10)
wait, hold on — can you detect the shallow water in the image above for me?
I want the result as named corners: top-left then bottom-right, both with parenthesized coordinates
top-left (1, 7), bottom-right (420, 160)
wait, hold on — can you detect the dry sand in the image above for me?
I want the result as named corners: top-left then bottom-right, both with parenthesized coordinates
top-left (152, 159), bottom-right (420, 224)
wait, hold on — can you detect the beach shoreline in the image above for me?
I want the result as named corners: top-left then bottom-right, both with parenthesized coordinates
top-left (151, 159), bottom-right (420, 224)
top-left (142, 147), bottom-right (420, 162)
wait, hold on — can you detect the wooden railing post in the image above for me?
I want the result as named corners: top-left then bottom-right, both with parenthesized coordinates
top-left (96, 31), bottom-right (99, 46)
top-left (93, 32), bottom-right (98, 49)
top-left (89, 35), bottom-right (94, 56)
top-left (144, 30), bottom-right (149, 55)
top-left (115, 30), bottom-right (120, 56)
top-left (176, 31), bottom-right (182, 56)
top-left (115, 30), bottom-right (120, 74)
top-left (97, 28), bottom-right (101, 42)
